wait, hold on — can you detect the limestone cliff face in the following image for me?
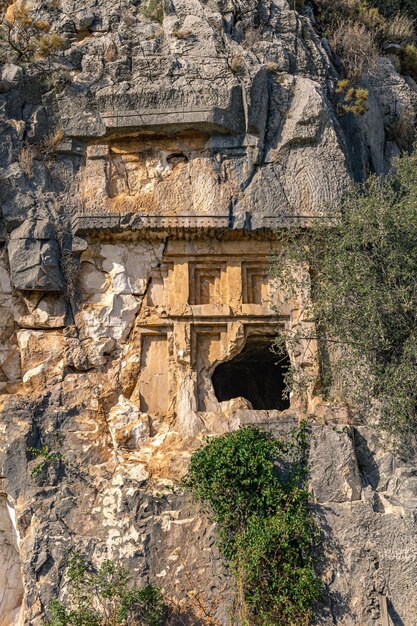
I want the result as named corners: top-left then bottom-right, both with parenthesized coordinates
top-left (0, 0), bottom-right (417, 624)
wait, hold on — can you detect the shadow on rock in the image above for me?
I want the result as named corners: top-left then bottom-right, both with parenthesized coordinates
top-left (353, 428), bottom-right (381, 490)
top-left (388, 598), bottom-right (406, 626)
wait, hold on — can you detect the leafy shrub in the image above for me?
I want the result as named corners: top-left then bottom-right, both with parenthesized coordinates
top-left (45, 553), bottom-right (165, 626)
top-left (46, 553), bottom-right (223, 625)
top-left (184, 425), bottom-right (321, 625)
top-left (27, 445), bottom-right (63, 476)
top-left (273, 150), bottom-right (417, 446)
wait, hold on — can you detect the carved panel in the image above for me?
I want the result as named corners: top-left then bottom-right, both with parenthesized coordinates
top-left (138, 334), bottom-right (169, 414)
top-left (189, 264), bottom-right (225, 305)
top-left (242, 263), bottom-right (269, 304)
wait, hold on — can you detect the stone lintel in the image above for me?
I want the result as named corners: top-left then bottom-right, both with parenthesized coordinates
top-left (99, 111), bottom-right (245, 136)
top-left (98, 84), bottom-right (245, 135)
top-left (71, 214), bottom-right (320, 241)
top-left (60, 83), bottom-right (247, 139)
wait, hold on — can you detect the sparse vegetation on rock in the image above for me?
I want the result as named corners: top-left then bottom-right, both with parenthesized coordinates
top-left (370, 0), bottom-right (417, 20)
top-left (140, 0), bottom-right (165, 24)
top-left (313, 0), bottom-right (416, 113)
top-left (46, 553), bottom-right (226, 626)
top-left (0, 0), bottom-right (65, 63)
top-left (27, 445), bottom-right (63, 476)
top-left (273, 150), bottom-right (417, 447)
top-left (336, 79), bottom-right (370, 115)
top-left (46, 553), bottom-right (165, 626)
top-left (400, 43), bottom-right (417, 79)
top-left (383, 12), bottom-right (415, 44)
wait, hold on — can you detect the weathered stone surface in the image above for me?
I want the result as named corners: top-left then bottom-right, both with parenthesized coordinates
top-left (13, 292), bottom-right (67, 329)
top-left (108, 395), bottom-right (150, 449)
top-left (0, 163), bottom-right (36, 228)
top-left (0, 495), bottom-right (23, 626)
top-left (8, 219), bottom-right (64, 292)
top-left (309, 426), bottom-right (362, 503)
top-left (17, 329), bottom-right (65, 392)
top-left (0, 64), bottom-right (23, 94)
top-left (1, 0), bottom-right (417, 623)
top-left (0, 247), bottom-right (20, 392)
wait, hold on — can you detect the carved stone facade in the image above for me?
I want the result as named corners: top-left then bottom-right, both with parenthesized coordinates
top-left (73, 237), bottom-right (319, 438)
top-left (1, 0), bottom-right (417, 623)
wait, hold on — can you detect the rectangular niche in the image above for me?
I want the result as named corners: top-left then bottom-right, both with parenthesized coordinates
top-left (138, 333), bottom-right (169, 414)
top-left (242, 263), bottom-right (269, 304)
top-left (189, 263), bottom-right (225, 305)
top-left (193, 325), bottom-right (227, 411)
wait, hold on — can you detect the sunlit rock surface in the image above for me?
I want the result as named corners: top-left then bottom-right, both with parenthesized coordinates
top-left (0, 0), bottom-right (417, 623)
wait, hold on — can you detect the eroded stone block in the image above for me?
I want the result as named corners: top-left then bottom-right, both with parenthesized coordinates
top-left (8, 219), bottom-right (64, 292)
top-left (17, 329), bottom-right (65, 391)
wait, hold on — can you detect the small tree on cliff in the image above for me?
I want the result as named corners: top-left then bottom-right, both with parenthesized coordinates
top-left (46, 553), bottom-right (165, 626)
top-left (273, 150), bottom-right (417, 447)
top-left (46, 553), bottom-right (223, 626)
top-left (0, 0), bottom-right (65, 64)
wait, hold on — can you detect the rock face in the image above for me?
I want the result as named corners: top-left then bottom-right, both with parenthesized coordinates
top-left (0, 0), bottom-right (417, 624)
top-left (0, 495), bottom-right (24, 626)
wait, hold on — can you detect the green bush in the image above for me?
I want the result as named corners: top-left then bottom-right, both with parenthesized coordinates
top-left (45, 553), bottom-right (165, 626)
top-left (27, 445), bottom-right (63, 476)
top-left (184, 425), bottom-right (321, 625)
top-left (273, 150), bottom-right (417, 445)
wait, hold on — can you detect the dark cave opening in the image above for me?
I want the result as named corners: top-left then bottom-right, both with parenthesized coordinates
top-left (211, 336), bottom-right (291, 410)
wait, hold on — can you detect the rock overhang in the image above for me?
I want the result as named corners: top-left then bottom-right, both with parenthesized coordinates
top-left (55, 67), bottom-right (269, 140)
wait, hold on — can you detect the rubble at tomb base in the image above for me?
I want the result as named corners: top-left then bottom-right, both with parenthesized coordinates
top-left (0, 0), bottom-right (417, 623)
